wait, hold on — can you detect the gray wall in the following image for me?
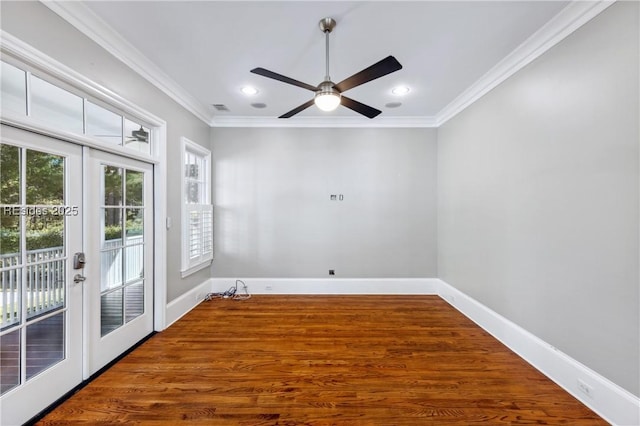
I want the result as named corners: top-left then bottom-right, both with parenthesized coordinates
top-left (211, 127), bottom-right (438, 279)
top-left (0, 2), bottom-right (212, 302)
top-left (437, 2), bottom-right (639, 396)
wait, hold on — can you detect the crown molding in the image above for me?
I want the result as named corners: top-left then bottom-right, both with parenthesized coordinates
top-left (41, 0), bottom-right (613, 129)
top-left (1, 30), bottom-right (165, 130)
top-left (210, 115), bottom-right (437, 128)
top-left (434, 0), bottom-right (616, 126)
top-left (41, 1), bottom-right (213, 125)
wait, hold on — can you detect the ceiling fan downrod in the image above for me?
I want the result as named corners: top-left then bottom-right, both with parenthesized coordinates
top-left (319, 17), bottom-right (336, 81)
top-left (315, 18), bottom-right (341, 111)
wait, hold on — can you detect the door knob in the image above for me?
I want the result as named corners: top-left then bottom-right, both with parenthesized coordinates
top-left (73, 274), bottom-right (86, 284)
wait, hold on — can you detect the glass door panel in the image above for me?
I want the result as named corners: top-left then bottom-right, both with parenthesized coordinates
top-left (100, 169), bottom-right (146, 336)
top-left (0, 125), bottom-right (83, 426)
top-left (87, 150), bottom-right (153, 375)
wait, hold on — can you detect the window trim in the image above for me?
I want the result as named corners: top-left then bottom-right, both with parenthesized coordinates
top-left (180, 137), bottom-right (212, 278)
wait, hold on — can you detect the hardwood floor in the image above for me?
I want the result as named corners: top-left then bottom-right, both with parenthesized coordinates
top-left (38, 296), bottom-right (606, 425)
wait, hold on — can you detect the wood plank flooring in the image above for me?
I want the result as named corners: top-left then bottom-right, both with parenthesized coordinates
top-left (38, 296), bottom-right (606, 425)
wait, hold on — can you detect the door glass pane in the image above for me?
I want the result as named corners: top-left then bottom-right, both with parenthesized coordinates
top-left (125, 170), bottom-right (143, 206)
top-left (104, 166), bottom-right (123, 206)
top-left (1, 144), bottom-right (20, 204)
top-left (25, 213), bottom-right (64, 320)
top-left (101, 249), bottom-right (122, 292)
top-left (26, 261), bottom-right (65, 320)
top-left (30, 76), bottom-right (83, 134)
top-left (1, 210), bottom-right (20, 257)
top-left (123, 119), bottom-right (150, 154)
top-left (26, 150), bottom-right (64, 206)
top-left (125, 245), bottom-right (143, 283)
top-left (25, 313), bottom-right (64, 380)
top-left (0, 269), bottom-right (21, 329)
top-left (26, 214), bottom-right (63, 252)
top-left (104, 208), bottom-right (122, 246)
top-left (125, 281), bottom-right (144, 323)
top-left (0, 328), bottom-right (20, 395)
top-left (0, 61), bottom-right (27, 116)
top-left (0, 154), bottom-right (21, 331)
top-left (101, 289), bottom-right (123, 336)
top-left (100, 165), bottom-right (147, 336)
top-left (125, 208), bottom-right (143, 240)
top-left (86, 101), bottom-right (123, 145)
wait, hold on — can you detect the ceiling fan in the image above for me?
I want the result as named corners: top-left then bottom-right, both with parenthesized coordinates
top-left (251, 17), bottom-right (402, 119)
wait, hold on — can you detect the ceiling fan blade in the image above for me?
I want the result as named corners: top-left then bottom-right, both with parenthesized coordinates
top-left (279, 99), bottom-right (315, 118)
top-left (334, 56), bottom-right (403, 93)
top-left (341, 96), bottom-right (381, 119)
top-left (251, 68), bottom-right (318, 92)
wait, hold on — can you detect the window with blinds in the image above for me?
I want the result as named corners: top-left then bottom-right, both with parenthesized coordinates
top-left (181, 138), bottom-right (212, 277)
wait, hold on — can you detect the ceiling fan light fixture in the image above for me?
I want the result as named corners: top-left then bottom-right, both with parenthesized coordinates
top-left (314, 82), bottom-right (341, 111)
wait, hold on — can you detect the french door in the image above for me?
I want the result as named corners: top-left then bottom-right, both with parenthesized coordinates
top-left (85, 150), bottom-right (153, 375)
top-left (0, 126), bottom-right (154, 425)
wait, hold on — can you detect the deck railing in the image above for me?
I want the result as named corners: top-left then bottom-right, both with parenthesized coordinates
top-left (0, 236), bottom-right (143, 329)
top-left (1, 246), bottom-right (65, 328)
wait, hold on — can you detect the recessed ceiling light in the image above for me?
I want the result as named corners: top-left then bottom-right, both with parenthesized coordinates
top-left (241, 86), bottom-right (259, 96)
top-left (391, 86), bottom-right (410, 96)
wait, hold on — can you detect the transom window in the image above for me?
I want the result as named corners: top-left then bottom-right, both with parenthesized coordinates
top-left (0, 60), bottom-right (151, 155)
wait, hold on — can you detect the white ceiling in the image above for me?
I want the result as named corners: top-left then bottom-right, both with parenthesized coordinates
top-left (63, 1), bottom-right (576, 125)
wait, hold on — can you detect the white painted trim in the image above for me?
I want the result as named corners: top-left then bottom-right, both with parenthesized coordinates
top-left (180, 261), bottom-right (213, 279)
top-left (1, 31), bottom-right (166, 131)
top-left (437, 279), bottom-right (640, 426)
top-left (434, 0), bottom-right (616, 126)
top-left (1, 112), bottom-right (158, 165)
top-left (41, 1), bottom-right (212, 125)
top-left (1, 30), bottom-right (169, 334)
top-left (165, 279), bottom-right (213, 328)
top-left (211, 278), bottom-right (440, 295)
top-left (40, 1), bottom-right (614, 129)
top-left (210, 115), bottom-right (437, 128)
top-left (153, 122), bottom-right (168, 331)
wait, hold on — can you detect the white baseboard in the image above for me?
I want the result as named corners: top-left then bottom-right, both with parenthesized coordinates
top-left (164, 278), bottom-right (213, 328)
top-left (210, 277), bottom-right (440, 295)
top-left (437, 279), bottom-right (640, 426)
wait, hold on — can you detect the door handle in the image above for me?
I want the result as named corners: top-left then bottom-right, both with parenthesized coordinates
top-left (73, 274), bottom-right (86, 284)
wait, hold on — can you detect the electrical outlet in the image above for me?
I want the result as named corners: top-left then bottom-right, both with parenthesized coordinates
top-left (577, 379), bottom-right (594, 398)
top-left (265, 285), bottom-right (273, 291)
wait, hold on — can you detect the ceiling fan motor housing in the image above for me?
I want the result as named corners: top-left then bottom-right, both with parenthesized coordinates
top-left (314, 80), bottom-right (341, 111)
